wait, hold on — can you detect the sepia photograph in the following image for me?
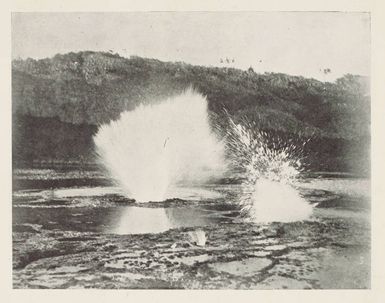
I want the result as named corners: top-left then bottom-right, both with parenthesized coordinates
top-left (11, 11), bottom-right (371, 289)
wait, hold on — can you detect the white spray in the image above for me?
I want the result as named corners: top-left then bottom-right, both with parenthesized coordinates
top-left (225, 117), bottom-right (313, 223)
top-left (93, 89), bottom-right (226, 202)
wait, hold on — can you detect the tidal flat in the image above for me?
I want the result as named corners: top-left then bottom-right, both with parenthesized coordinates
top-left (12, 169), bottom-right (370, 289)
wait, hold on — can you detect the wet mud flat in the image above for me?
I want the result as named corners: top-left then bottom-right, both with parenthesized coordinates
top-left (12, 170), bottom-right (370, 289)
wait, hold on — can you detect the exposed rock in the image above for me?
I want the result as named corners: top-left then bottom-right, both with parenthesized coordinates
top-left (256, 275), bottom-right (312, 289)
top-left (208, 258), bottom-right (273, 277)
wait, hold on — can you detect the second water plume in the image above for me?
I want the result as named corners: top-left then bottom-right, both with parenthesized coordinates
top-left (94, 89), bottom-right (226, 202)
top-left (225, 117), bottom-right (313, 223)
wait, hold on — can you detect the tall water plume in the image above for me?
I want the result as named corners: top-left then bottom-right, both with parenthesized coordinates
top-left (93, 89), bottom-right (226, 202)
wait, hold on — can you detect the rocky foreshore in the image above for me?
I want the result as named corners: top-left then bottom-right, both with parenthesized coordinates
top-left (13, 214), bottom-right (370, 289)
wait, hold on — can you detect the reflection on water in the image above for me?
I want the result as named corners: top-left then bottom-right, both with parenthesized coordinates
top-left (13, 204), bottom-right (234, 235)
top-left (110, 208), bottom-right (172, 234)
top-left (12, 177), bottom-right (371, 236)
top-left (108, 207), bottom-right (223, 235)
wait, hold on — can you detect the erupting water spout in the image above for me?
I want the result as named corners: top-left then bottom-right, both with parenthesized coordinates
top-left (94, 88), bottom-right (312, 223)
top-left (225, 117), bottom-right (313, 222)
top-left (93, 89), bottom-right (226, 202)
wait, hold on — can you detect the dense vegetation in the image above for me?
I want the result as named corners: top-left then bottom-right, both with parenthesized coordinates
top-left (12, 51), bottom-right (370, 174)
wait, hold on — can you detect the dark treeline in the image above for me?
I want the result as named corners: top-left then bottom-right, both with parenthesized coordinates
top-left (12, 51), bottom-right (370, 174)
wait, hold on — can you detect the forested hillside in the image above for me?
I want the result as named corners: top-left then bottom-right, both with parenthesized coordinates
top-left (12, 51), bottom-right (370, 174)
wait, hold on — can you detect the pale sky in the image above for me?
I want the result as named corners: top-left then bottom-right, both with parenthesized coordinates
top-left (12, 12), bottom-right (370, 81)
